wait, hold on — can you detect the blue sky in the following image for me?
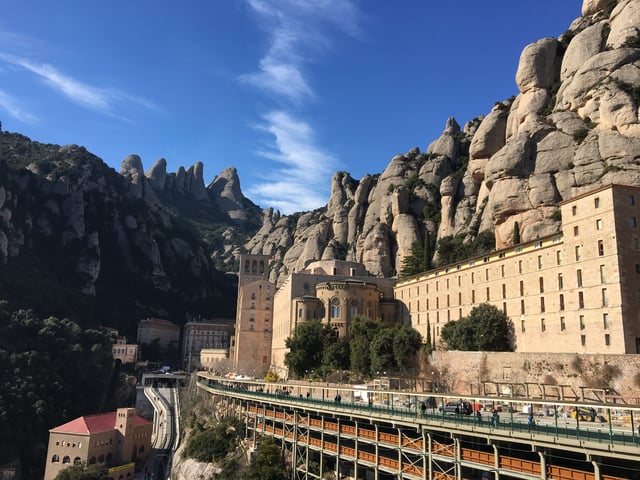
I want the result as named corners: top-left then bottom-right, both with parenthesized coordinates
top-left (0, 1), bottom-right (581, 214)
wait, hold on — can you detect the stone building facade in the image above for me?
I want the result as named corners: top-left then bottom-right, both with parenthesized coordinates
top-left (270, 260), bottom-right (397, 377)
top-left (136, 318), bottom-right (180, 353)
top-left (181, 320), bottom-right (233, 370)
top-left (395, 184), bottom-right (640, 355)
top-left (44, 408), bottom-right (152, 480)
top-left (233, 254), bottom-right (275, 375)
top-left (111, 336), bottom-right (139, 365)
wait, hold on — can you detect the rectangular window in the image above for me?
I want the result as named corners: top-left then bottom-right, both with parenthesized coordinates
top-left (596, 219), bottom-right (602, 230)
top-left (605, 334), bottom-right (610, 346)
top-left (540, 297), bottom-right (545, 313)
top-left (472, 290), bottom-right (475, 303)
top-left (558, 273), bottom-right (563, 290)
top-left (572, 205), bottom-right (577, 215)
top-left (579, 315), bottom-right (585, 330)
top-left (632, 217), bottom-right (638, 228)
top-left (486, 287), bottom-right (490, 301)
top-left (630, 194), bottom-right (635, 206)
top-left (602, 288), bottom-right (608, 307)
top-left (503, 302), bottom-right (507, 315)
top-left (538, 255), bottom-right (543, 269)
top-left (436, 281), bottom-right (439, 292)
top-left (458, 276), bottom-right (461, 287)
top-left (520, 299), bottom-right (525, 315)
top-left (471, 272), bottom-right (475, 284)
top-left (575, 246), bottom-right (581, 261)
top-left (541, 318), bottom-right (546, 332)
top-left (446, 294), bottom-right (450, 307)
top-left (556, 250), bottom-right (562, 266)
top-left (502, 284), bottom-right (507, 299)
top-left (501, 265), bottom-right (505, 277)
top-left (436, 297), bottom-right (439, 309)
top-left (518, 260), bottom-right (523, 274)
top-left (539, 277), bottom-right (544, 293)
top-left (577, 269), bottom-right (583, 287)
top-left (603, 313), bottom-right (609, 329)
top-left (559, 294), bottom-right (565, 311)
top-left (579, 291), bottom-right (584, 309)
top-left (595, 197), bottom-right (600, 208)
top-left (600, 265), bottom-right (606, 284)
top-left (485, 269), bottom-right (489, 281)
top-left (574, 226), bottom-right (579, 236)
top-left (560, 316), bottom-right (565, 331)
top-left (581, 335), bottom-right (586, 346)
top-left (598, 240), bottom-right (604, 256)
top-left (446, 279), bottom-right (449, 289)
top-left (520, 280), bottom-right (524, 296)
top-left (521, 320), bottom-right (526, 333)
top-left (458, 292), bottom-right (462, 305)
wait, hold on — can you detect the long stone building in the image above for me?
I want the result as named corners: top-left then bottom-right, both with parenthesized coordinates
top-left (395, 183), bottom-right (640, 354)
top-left (232, 184), bottom-right (640, 378)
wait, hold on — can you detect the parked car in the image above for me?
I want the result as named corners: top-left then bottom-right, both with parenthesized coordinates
top-left (439, 401), bottom-right (472, 415)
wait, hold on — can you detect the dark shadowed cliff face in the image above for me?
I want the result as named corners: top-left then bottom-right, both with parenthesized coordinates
top-left (0, 132), bottom-right (237, 335)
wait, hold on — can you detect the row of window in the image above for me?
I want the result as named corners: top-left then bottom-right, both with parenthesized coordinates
top-left (524, 313), bottom-right (610, 333)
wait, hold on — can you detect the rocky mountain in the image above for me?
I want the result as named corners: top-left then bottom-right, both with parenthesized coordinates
top-left (0, 132), bottom-right (262, 334)
top-left (1, 0), bottom-right (639, 324)
top-left (245, 0), bottom-right (640, 286)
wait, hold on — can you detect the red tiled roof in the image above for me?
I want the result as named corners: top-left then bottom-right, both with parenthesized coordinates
top-left (51, 412), bottom-right (151, 435)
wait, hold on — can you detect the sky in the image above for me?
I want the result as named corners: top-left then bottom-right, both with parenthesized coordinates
top-left (0, 1), bottom-right (582, 214)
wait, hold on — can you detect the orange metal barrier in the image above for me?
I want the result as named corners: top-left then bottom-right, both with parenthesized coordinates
top-left (500, 456), bottom-right (541, 476)
top-left (461, 448), bottom-right (494, 466)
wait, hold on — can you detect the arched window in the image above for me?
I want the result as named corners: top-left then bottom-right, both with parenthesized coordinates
top-left (51, 455), bottom-right (60, 463)
top-left (62, 456), bottom-right (71, 464)
top-left (244, 261), bottom-right (249, 273)
top-left (74, 457), bottom-right (82, 465)
top-left (89, 457), bottom-right (96, 465)
top-left (252, 260), bottom-right (257, 273)
top-left (98, 454), bottom-right (105, 463)
top-left (331, 298), bottom-right (341, 319)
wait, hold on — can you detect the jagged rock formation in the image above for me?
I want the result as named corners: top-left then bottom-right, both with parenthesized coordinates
top-left (0, 134), bottom-right (246, 332)
top-left (2, 0), bottom-right (640, 306)
top-left (244, 0), bottom-right (640, 286)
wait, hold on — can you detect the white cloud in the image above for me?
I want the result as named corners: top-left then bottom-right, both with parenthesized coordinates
top-left (0, 53), bottom-right (160, 117)
top-left (240, 0), bottom-right (360, 102)
top-left (0, 90), bottom-right (38, 124)
top-left (247, 110), bottom-right (337, 213)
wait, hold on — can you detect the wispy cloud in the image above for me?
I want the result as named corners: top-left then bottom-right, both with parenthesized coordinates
top-left (0, 89), bottom-right (38, 124)
top-left (240, 0), bottom-right (361, 103)
top-left (0, 52), bottom-right (160, 118)
top-left (248, 110), bottom-right (337, 213)
top-left (241, 0), bottom-right (361, 213)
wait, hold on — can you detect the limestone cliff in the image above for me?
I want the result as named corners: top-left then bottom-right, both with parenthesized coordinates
top-left (245, 0), bottom-right (640, 285)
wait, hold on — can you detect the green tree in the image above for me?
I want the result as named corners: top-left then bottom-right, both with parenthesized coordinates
top-left (284, 320), bottom-right (336, 378)
top-left (399, 235), bottom-right (432, 277)
top-left (323, 337), bottom-right (350, 371)
top-left (349, 316), bottom-right (381, 377)
top-left (0, 304), bottom-right (113, 479)
top-left (392, 325), bottom-right (423, 372)
top-left (183, 416), bottom-right (243, 463)
top-left (244, 437), bottom-right (287, 480)
top-left (370, 328), bottom-right (396, 374)
top-left (55, 464), bottom-right (108, 480)
top-left (440, 304), bottom-right (512, 351)
top-left (425, 319), bottom-right (433, 355)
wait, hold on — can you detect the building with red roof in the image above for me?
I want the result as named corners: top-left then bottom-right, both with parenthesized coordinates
top-left (44, 408), bottom-right (152, 480)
